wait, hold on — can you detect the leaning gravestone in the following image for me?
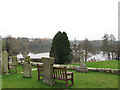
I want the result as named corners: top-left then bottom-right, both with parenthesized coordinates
top-left (23, 62), bottom-right (32, 78)
top-left (23, 52), bottom-right (32, 78)
top-left (12, 56), bottom-right (18, 66)
top-left (2, 51), bottom-right (8, 75)
top-left (77, 51), bottom-right (88, 73)
top-left (10, 56), bottom-right (18, 73)
top-left (42, 57), bottom-right (55, 85)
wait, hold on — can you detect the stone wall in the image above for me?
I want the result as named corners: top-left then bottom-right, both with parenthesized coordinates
top-left (53, 64), bottom-right (120, 75)
top-left (24, 61), bottom-right (120, 75)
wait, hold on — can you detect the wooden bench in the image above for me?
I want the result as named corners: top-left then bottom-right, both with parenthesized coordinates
top-left (37, 64), bottom-right (73, 87)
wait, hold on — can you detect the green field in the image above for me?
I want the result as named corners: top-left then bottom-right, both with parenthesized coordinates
top-left (2, 65), bottom-right (119, 88)
top-left (69, 60), bottom-right (119, 69)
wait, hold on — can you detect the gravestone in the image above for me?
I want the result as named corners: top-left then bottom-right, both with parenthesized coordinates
top-left (9, 56), bottom-right (18, 73)
top-left (23, 62), bottom-right (32, 78)
top-left (0, 36), bottom-right (2, 90)
top-left (2, 51), bottom-right (8, 75)
top-left (42, 57), bottom-right (55, 85)
top-left (77, 51), bottom-right (88, 73)
top-left (0, 36), bottom-right (2, 75)
top-left (23, 52), bottom-right (32, 78)
top-left (12, 56), bottom-right (18, 66)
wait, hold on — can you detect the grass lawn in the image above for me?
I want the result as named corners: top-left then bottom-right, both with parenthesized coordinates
top-left (2, 65), bottom-right (119, 88)
top-left (69, 60), bottom-right (120, 69)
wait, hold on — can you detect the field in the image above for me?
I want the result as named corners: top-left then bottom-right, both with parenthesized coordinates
top-left (2, 63), bottom-right (119, 88)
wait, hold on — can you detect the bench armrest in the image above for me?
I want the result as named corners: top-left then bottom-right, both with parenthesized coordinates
top-left (67, 72), bottom-right (73, 75)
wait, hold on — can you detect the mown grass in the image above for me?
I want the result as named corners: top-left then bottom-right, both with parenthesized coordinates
top-left (2, 65), bottom-right (119, 88)
top-left (69, 60), bottom-right (119, 69)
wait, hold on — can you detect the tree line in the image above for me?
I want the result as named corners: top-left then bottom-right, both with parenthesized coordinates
top-left (71, 33), bottom-right (120, 62)
top-left (2, 32), bottom-right (120, 64)
top-left (2, 35), bottom-right (52, 56)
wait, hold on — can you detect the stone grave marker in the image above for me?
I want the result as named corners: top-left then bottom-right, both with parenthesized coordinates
top-left (42, 57), bottom-right (55, 85)
top-left (0, 36), bottom-right (2, 75)
top-left (9, 56), bottom-right (18, 73)
top-left (12, 56), bottom-right (18, 66)
top-left (2, 51), bottom-right (8, 75)
top-left (77, 51), bottom-right (88, 73)
top-left (23, 62), bottom-right (32, 78)
top-left (23, 52), bottom-right (32, 78)
top-left (0, 36), bottom-right (2, 90)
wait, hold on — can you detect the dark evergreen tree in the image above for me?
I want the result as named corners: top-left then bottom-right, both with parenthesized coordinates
top-left (50, 31), bottom-right (73, 64)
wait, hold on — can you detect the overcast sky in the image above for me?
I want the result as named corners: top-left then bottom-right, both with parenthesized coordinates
top-left (0, 0), bottom-right (119, 40)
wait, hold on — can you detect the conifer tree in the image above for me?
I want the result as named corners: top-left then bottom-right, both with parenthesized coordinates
top-left (50, 31), bottom-right (73, 64)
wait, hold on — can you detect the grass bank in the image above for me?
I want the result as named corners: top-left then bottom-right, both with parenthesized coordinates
top-left (2, 65), bottom-right (119, 88)
top-left (69, 60), bottom-right (119, 69)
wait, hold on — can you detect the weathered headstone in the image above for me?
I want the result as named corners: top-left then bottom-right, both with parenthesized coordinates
top-left (12, 56), bottom-right (18, 66)
top-left (77, 51), bottom-right (88, 73)
top-left (23, 62), bottom-right (32, 78)
top-left (2, 51), bottom-right (8, 75)
top-left (42, 57), bottom-right (55, 85)
top-left (0, 36), bottom-right (2, 90)
top-left (9, 56), bottom-right (18, 73)
top-left (23, 52), bottom-right (32, 78)
top-left (0, 36), bottom-right (2, 74)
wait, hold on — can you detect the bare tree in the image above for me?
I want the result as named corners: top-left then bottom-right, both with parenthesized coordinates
top-left (82, 38), bottom-right (94, 62)
top-left (102, 33), bottom-right (110, 60)
top-left (109, 34), bottom-right (116, 60)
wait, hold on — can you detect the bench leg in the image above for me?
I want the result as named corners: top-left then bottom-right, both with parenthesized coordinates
top-left (38, 68), bottom-right (40, 80)
top-left (38, 74), bottom-right (40, 80)
top-left (38, 76), bottom-right (40, 80)
top-left (65, 80), bottom-right (68, 88)
top-left (71, 74), bottom-right (73, 85)
top-left (71, 78), bottom-right (73, 85)
top-left (9, 69), bottom-right (10, 73)
top-left (15, 67), bottom-right (17, 73)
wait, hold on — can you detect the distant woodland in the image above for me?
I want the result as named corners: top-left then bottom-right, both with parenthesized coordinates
top-left (2, 36), bottom-right (103, 55)
top-left (2, 33), bottom-right (120, 61)
top-left (2, 36), bottom-right (52, 55)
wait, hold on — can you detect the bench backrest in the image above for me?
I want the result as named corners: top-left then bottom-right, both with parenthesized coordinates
top-left (53, 67), bottom-right (67, 79)
top-left (37, 64), bottom-right (67, 80)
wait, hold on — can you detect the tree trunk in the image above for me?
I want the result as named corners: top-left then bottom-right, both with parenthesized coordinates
top-left (85, 52), bottom-right (87, 62)
top-left (118, 52), bottom-right (120, 60)
top-left (108, 52), bottom-right (110, 60)
top-left (112, 52), bottom-right (113, 60)
top-left (75, 48), bottom-right (77, 56)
